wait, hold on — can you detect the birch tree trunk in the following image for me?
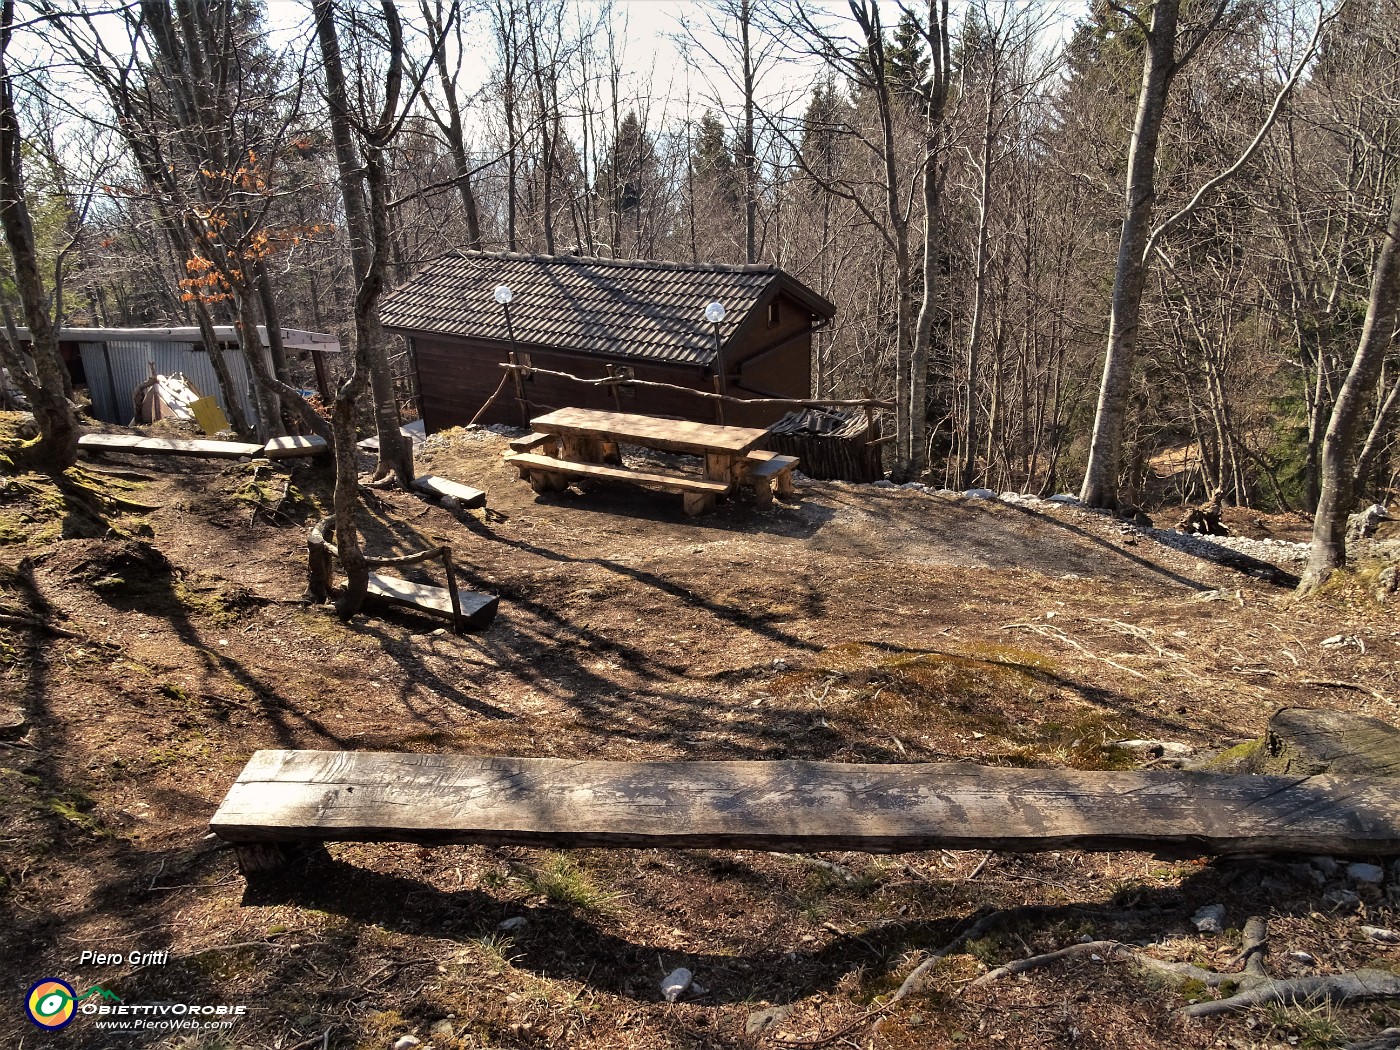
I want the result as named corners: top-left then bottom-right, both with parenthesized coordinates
top-left (1299, 178), bottom-right (1400, 593)
top-left (1079, 0), bottom-right (1181, 510)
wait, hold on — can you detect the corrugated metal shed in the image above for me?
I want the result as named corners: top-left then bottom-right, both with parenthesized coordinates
top-left (79, 339), bottom-right (259, 426)
top-left (379, 251), bottom-right (836, 367)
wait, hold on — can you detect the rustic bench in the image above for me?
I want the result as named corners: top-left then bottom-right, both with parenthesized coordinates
top-left (507, 432), bottom-right (559, 454)
top-left (263, 435), bottom-right (329, 460)
top-left (504, 452), bottom-right (729, 516)
top-left (307, 518), bottom-right (497, 633)
top-left (209, 750), bottom-right (1400, 876)
top-left (79, 433), bottom-right (265, 459)
top-left (743, 451), bottom-right (800, 506)
top-left (412, 474), bottom-right (487, 509)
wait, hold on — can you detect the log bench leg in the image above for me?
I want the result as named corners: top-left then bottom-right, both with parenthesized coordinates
top-left (234, 841), bottom-right (330, 876)
top-left (750, 478), bottom-right (775, 508)
top-left (774, 469), bottom-right (796, 498)
top-left (682, 492), bottom-right (717, 516)
top-left (528, 471), bottom-right (570, 494)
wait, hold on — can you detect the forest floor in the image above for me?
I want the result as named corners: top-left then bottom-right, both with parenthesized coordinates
top-left (2, 416), bottom-right (1399, 1050)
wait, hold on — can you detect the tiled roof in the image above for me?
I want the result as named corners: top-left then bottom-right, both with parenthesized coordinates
top-left (379, 251), bottom-right (836, 367)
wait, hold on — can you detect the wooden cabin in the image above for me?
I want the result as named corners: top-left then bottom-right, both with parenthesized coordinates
top-left (379, 252), bottom-right (836, 431)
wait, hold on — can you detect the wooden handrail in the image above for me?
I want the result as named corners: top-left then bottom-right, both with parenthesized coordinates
top-left (498, 362), bottom-right (894, 411)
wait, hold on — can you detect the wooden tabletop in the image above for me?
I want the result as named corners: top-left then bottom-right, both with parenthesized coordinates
top-left (530, 408), bottom-right (769, 456)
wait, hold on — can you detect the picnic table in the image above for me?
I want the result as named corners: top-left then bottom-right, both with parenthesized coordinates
top-left (503, 408), bottom-right (797, 515)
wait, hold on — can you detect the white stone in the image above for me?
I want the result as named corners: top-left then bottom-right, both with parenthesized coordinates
top-left (393, 1037), bottom-right (422, 1050)
top-left (1361, 925), bottom-right (1400, 943)
top-left (661, 967), bottom-right (693, 1002)
top-left (964, 488), bottom-right (997, 499)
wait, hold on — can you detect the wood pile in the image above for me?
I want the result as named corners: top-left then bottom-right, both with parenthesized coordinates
top-left (763, 408), bottom-right (882, 483)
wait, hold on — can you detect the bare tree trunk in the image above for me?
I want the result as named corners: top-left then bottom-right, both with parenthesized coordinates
top-left (1079, 0), bottom-right (1181, 510)
top-left (1299, 179), bottom-right (1400, 593)
top-left (740, 0), bottom-right (757, 263)
top-left (313, 0), bottom-right (411, 487)
top-left (0, 2), bottom-right (78, 472)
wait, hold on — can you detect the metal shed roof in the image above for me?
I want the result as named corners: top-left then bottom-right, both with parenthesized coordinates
top-left (24, 326), bottom-right (341, 353)
top-left (379, 251), bottom-right (836, 367)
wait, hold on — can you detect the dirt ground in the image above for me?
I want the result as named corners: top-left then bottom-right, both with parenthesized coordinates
top-left (2, 419), bottom-right (1399, 1050)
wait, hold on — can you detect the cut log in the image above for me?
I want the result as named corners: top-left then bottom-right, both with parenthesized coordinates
top-left (78, 434), bottom-right (264, 459)
top-left (1247, 708), bottom-right (1400, 778)
top-left (412, 475), bottom-right (486, 509)
top-left (209, 753), bottom-right (1400, 858)
top-left (263, 435), bottom-right (329, 460)
top-left (507, 432), bottom-right (559, 455)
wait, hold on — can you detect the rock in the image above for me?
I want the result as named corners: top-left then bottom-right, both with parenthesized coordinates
top-left (900, 482), bottom-right (927, 491)
top-left (1361, 926), bottom-right (1400, 944)
top-left (870, 480), bottom-right (896, 489)
top-left (1288, 951), bottom-right (1316, 965)
top-left (1192, 904), bottom-right (1226, 934)
top-left (1112, 739), bottom-right (1194, 759)
top-left (1312, 856), bottom-right (1341, 878)
top-left (1349, 863), bottom-right (1386, 885)
top-left (497, 916), bottom-right (527, 931)
top-left (771, 659), bottom-right (789, 671)
top-left (1047, 494), bottom-right (1079, 504)
top-left (393, 1037), bottom-right (422, 1050)
top-left (746, 1005), bottom-right (792, 1036)
top-left (1323, 887), bottom-right (1362, 911)
top-left (1347, 504), bottom-right (1391, 544)
top-left (661, 967), bottom-right (693, 1002)
top-left (440, 495), bottom-right (460, 511)
top-left (963, 488), bottom-right (997, 499)
top-left (429, 1019), bottom-right (455, 1041)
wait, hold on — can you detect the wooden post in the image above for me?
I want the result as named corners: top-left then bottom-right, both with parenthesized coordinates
top-left (508, 352), bottom-right (530, 426)
top-left (441, 548), bottom-right (463, 635)
top-left (311, 349), bottom-right (332, 402)
top-left (606, 364), bottom-right (623, 411)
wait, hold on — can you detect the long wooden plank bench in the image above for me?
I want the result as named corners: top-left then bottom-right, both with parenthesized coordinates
top-left (79, 433), bottom-right (265, 459)
top-left (504, 452), bottom-right (729, 516)
top-left (210, 751), bottom-right (1400, 875)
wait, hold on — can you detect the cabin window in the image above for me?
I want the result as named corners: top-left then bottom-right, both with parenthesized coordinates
top-left (767, 300), bottom-right (781, 327)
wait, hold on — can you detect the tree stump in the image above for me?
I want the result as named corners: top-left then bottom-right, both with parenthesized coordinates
top-left (1239, 708), bottom-right (1400, 777)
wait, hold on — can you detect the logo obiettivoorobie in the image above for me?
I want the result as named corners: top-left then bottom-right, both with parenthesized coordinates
top-left (25, 980), bottom-right (122, 1029)
top-left (25, 980), bottom-right (77, 1030)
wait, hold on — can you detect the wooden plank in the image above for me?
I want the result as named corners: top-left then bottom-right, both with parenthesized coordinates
top-left (505, 453), bottom-right (729, 495)
top-left (78, 433), bottom-right (264, 459)
top-left (745, 453), bottom-right (799, 478)
top-left (357, 419), bottom-right (426, 452)
top-left (209, 753), bottom-right (1400, 858)
top-left (507, 432), bottom-right (558, 454)
top-left (264, 435), bottom-right (329, 459)
top-left (412, 475), bottom-right (487, 508)
top-left (365, 573), bottom-right (498, 628)
top-left (530, 407), bottom-right (769, 456)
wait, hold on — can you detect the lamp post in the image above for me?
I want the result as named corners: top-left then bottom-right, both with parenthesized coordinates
top-left (495, 283), bottom-right (528, 424)
top-left (704, 300), bottom-right (726, 424)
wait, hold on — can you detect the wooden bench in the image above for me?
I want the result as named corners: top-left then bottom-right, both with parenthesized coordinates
top-left (504, 452), bottom-right (729, 516)
top-left (412, 474), bottom-right (487, 509)
top-left (507, 432), bottom-right (559, 455)
top-left (307, 518), bottom-right (497, 633)
top-left (743, 451), bottom-right (800, 506)
top-left (264, 435), bottom-right (329, 460)
top-left (79, 433), bottom-right (264, 459)
top-left (210, 750), bottom-right (1400, 875)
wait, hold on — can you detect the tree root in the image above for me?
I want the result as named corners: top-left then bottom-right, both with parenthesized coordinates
top-left (969, 915), bottom-right (1400, 1022)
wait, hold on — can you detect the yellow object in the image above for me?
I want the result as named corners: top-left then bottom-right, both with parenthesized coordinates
top-left (190, 396), bottom-right (231, 435)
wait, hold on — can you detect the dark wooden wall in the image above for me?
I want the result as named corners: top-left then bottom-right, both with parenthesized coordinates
top-left (399, 289), bottom-right (818, 433)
